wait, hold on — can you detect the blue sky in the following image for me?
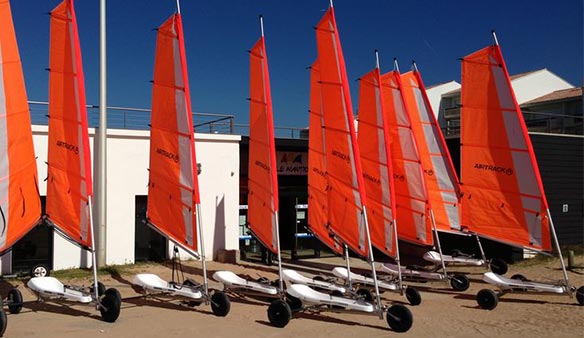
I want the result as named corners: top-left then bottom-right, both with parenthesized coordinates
top-left (9, 0), bottom-right (583, 128)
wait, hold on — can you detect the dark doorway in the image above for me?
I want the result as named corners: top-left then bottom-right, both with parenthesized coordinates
top-left (11, 196), bottom-right (53, 275)
top-left (134, 196), bottom-right (167, 262)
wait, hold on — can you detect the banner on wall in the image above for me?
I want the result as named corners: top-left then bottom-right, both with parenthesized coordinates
top-left (277, 152), bottom-right (308, 175)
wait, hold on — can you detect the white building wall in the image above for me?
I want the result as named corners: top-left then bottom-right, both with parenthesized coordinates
top-left (20, 125), bottom-right (240, 272)
top-left (425, 81), bottom-right (460, 118)
top-left (510, 69), bottom-right (573, 104)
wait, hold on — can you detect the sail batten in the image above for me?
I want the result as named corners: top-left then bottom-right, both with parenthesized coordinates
top-left (46, 0), bottom-right (93, 248)
top-left (460, 44), bottom-right (551, 251)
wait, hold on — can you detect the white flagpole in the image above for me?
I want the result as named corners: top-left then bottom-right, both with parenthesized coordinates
top-left (96, 0), bottom-right (107, 269)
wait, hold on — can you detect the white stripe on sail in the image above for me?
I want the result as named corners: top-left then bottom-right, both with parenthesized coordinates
top-left (0, 40), bottom-right (9, 248)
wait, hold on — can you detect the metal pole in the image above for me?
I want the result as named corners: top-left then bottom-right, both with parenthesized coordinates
top-left (492, 30), bottom-right (499, 46)
top-left (88, 196), bottom-right (100, 309)
top-left (196, 204), bottom-right (209, 298)
top-left (374, 49), bottom-right (380, 69)
top-left (547, 209), bottom-right (571, 294)
top-left (259, 15), bottom-right (264, 37)
top-left (393, 58), bottom-right (400, 73)
top-left (344, 244), bottom-right (352, 290)
top-left (475, 233), bottom-right (488, 265)
top-left (329, 0), bottom-right (334, 8)
top-left (96, 0), bottom-right (107, 269)
top-left (274, 211), bottom-right (284, 293)
top-left (362, 206), bottom-right (383, 319)
top-left (412, 60), bottom-right (419, 72)
top-left (429, 209), bottom-right (448, 279)
top-left (175, 0), bottom-right (181, 14)
top-left (393, 219), bottom-right (403, 294)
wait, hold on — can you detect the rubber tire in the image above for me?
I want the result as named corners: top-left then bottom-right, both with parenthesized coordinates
top-left (210, 291), bottom-right (230, 317)
top-left (285, 294), bottom-right (303, 312)
top-left (99, 293), bottom-right (121, 323)
top-left (386, 304), bottom-right (413, 333)
top-left (510, 274), bottom-right (528, 282)
top-left (312, 275), bottom-right (325, 282)
top-left (90, 282), bottom-right (107, 296)
top-left (450, 249), bottom-right (464, 257)
top-left (7, 289), bottom-right (23, 314)
top-left (405, 287), bottom-right (422, 306)
top-left (267, 299), bottom-right (291, 328)
top-left (576, 286), bottom-right (584, 306)
top-left (356, 288), bottom-right (373, 302)
top-left (476, 289), bottom-right (498, 310)
top-left (490, 258), bottom-right (508, 275)
top-left (450, 274), bottom-right (470, 291)
top-left (105, 288), bottom-right (122, 303)
top-left (31, 264), bottom-right (49, 277)
top-left (0, 309), bottom-right (7, 337)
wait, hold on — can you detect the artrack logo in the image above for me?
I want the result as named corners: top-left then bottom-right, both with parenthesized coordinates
top-left (255, 160), bottom-right (270, 172)
top-left (312, 167), bottom-right (326, 178)
top-left (363, 173), bottom-right (380, 184)
top-left (331, 149), bottom-right (351, 163)
top-left (156, 148), bottom-right (179, 163)
top-left (56, 140), bottom-right (79, 155)
top-left (393, 173), bottom-right (405, 182)
top-left (473, 163), bottom-right (513, 176)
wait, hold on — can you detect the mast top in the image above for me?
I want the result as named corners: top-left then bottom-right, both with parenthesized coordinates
top-left (175, 0), bottom-right (181, 14)
top-left (393, 57), bottom-right (400, 73)
top-left (374, 49), bottom-right (380, 69)
top-left (259, 15), bottom-right (264, 37)
top-left (329, 0), bottom-right (334, 8)
top-left (412, 60), bottom-right (419, 72)
top-left (492, 30), bottom-right (499, 46)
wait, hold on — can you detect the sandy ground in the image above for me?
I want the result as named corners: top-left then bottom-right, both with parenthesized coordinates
top-left (1, 254), bottom-right (583, 338)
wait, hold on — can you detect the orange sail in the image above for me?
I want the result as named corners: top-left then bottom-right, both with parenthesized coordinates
top-left (401, 69), bottom-right (461, 233)
top-left (460, 45), bottom-right (551, 251)
top-left (307, 60), bottom-right (342, 255)
top-left (381, 70), bottom-right (433, 246)
top-left (46, 0), bottom-right (93, 248)
top-left (247, 35), bottom-right (279, 255)
top-left (357, 67), bottom-right (398, 258)
top-left (147, 13), bottom-right (200, 253)
top-left (0, 0), bottom-right (42, 253)
top-left (315, 8), bottom-right (368, 257)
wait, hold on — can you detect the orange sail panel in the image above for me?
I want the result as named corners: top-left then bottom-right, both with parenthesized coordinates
top-left (0, 0), bottom-right (42, 252)
top-left (247, 36), bottom-right (279, 255)
top-left (381, 71), bottom-right (433, 246)
top-left (307, 60), bottom-right (342, 255)
top-left (401, 70), bottom-right (461, 233)
top-left (357, 68), bottom-right (398, 258)
top-left (460, 45), bottom-right (551, 251)
top-left (316, 8), bottom-right (368, 257)
top-left (147, 13), bottom-right (200, 253)
top-left (46, 0), bottom-right (93, 248)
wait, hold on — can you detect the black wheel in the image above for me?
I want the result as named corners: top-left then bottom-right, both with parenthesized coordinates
top-left (0, 309), bottom-right (6, 337)
top-left (356, 288), bottom-right (373, 302)
top-left (386, 304), bottom-right (413, 333)
top-left (490, 258), bottom-right (508, 275)
top-left (312, 275), bottom-right (325, 282)
top-left (90, 282), bottom-right (106, 296)
top-left (510, 274), bottom-right (528, 282)
top-left (267, 299), bottom-right (291, 328)
top-left (476, 289), bottom-right (498, 310)
top-left (405, 287), bottom-right (422, 306)
top-left (210, 291), bottom-right (230, 317)
top-left (256, 277), bottom-right (270, 284)
top-left (99, 293), bottom-right (121, 323)
top-left (7, 289), bottom-right (23, 314)
top-left (31, 264), bottom-right (49, 277)
top-left (576, 286), bottom-right (584, 306)
top-left (285, 294), bottom-right (303, 312)
top-left (450, 249), bottom-right (464, 257)
top-left (105, 288), bottom-right (122, 303)
top-left (450, 274), bottom-right (470, 291)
